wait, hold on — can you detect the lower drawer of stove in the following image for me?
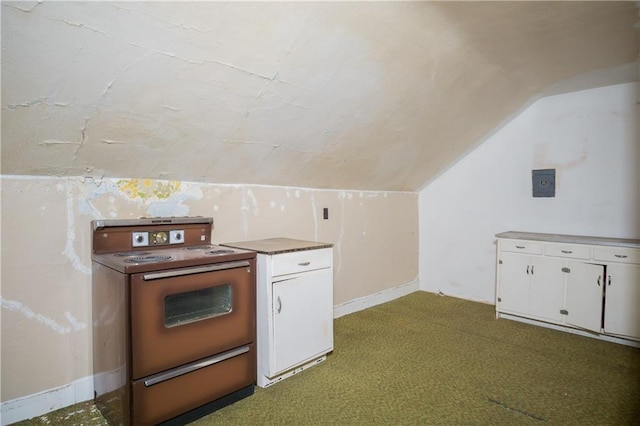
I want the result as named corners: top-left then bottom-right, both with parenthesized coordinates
top-left (132, 348), bottom-right (255, 425)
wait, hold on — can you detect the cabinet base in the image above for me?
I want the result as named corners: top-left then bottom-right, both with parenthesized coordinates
top-left (497, 312), bottom-right (640, 348)
top-left (258, 355), bottom-right (327, 388)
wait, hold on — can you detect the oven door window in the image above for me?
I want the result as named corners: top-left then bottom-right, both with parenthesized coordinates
top-left (164, 285), bottom-right (232, 327)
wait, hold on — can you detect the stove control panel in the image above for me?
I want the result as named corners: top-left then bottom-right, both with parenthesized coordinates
top-left (132, 229), bottom-right (184, 247)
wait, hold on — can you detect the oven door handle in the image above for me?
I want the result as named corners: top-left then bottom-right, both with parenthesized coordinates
top-left (142, 260), bottom-right (250, 281)
top-left (143, 345), bottom-right (250, 387)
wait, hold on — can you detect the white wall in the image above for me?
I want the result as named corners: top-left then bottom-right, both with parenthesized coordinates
top-left (419, 82), bottom-right (639, 303)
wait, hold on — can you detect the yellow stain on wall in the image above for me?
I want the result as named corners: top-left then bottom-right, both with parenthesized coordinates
top-left (116, 179), bottom-right (182, 200)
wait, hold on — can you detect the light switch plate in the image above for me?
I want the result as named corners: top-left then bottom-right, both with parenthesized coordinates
top-left (532, 169), bottom-right (555, 197)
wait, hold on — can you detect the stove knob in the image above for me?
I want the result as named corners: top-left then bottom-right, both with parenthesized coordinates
top-left (132, 232), bottom-right (148, 247)
top-left (169, 230), bottom-right (184, 244)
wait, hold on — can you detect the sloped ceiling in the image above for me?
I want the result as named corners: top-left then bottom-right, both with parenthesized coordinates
top-left (1, 1), bottom-right (638, 191)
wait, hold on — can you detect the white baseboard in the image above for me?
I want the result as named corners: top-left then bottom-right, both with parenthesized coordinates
top-left (333, 280), bottom-right (420, 319)
top-left (1, 375), bottom-right (93, 426)
top-left (420, 287), bottom-right (494, 305)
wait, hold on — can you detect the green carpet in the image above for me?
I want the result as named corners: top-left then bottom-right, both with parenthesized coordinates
top-left (15, 291), bottom-right (640, 425)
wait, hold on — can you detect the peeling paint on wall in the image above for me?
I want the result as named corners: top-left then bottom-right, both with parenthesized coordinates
top-left (63, 180), bottom-right (91, 275)
top-left (77, 177), bottom-right (203, 218)
top-left (245, 188), bottom-right (260, 216)
top-left (240, 188), bottom-right (261, 238)
top-left (116, 178), bottom-right (181, 200)
top-left (1, 297), bottom-right (86, 335)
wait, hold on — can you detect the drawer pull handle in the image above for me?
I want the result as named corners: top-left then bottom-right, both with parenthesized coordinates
top-left (597, 276), bottom-right (601, 286)
top-left (614, 254), bottom-right (628, 259)
top-left (277, 296), bottom-right (282, 314)
top-left (298, 261), bottom-right (311, 266)
top-left (561, 250), bottom-right (573, 254)
top-left (143, 261), bottom-right (250, 280)
top-left (144, 345), bottom-right (250, 387)
top-left (515, 245), bottom-right (525, 249)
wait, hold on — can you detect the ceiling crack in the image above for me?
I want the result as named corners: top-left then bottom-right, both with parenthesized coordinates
top-left (3, 1), bottom-right (44, 13)
top-left (45, 10), bottom-right (278, 87)
top-left (110, 3), bottom-right (219, 35)
top-left (100, 139), bottom-right (128, 145)
top-left (40, 140), bottom-right (81, 146)
top-left (48, 17), bottom-right (108, 36)
top-left (219, 139), bottom-right (280, 149)
top-left (80, 118), bottom-right (89, 145)
top-left (3, 97), bottom-right (47, 110)
top-left (98, 51), bottom-right (153, 101)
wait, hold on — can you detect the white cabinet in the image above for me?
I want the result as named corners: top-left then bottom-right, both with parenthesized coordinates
top-left (258, 247), bottom-right (333, 387)
top-left (603, 263), bottom-right (640, 339)
top-left (222, 238), bottom-right (334, 388)
top-left (496, 241), bottom-right (565, 324)
top-left (564, 261), bottom-right (604, 332)
top-left (272, 268), bottom-right (333, 374)
top-left (496, 232), bottom-right (640, 344)
top-left (496, 252), bottom-right (531, 314)
top-left (529, 257), bottom-right (566, 324)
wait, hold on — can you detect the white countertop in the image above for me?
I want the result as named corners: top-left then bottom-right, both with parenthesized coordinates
top-left (496, 231), bottom-right (640, 249)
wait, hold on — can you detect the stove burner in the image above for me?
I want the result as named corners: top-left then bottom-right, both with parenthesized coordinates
top-left (116, 251), bottom-right (151, 257)
top-left (186, 245), bottom-right (214, 250)
top-left (125, 255), bottom-right (173, 263)
top-left (208, 249), bottom-right (235, 255)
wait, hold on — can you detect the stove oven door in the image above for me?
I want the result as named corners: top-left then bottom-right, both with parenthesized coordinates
top-left (130, 259), bottom-right (255, 379)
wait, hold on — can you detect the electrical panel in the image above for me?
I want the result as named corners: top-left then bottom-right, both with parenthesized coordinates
top-left (532, 169), bottom-right (555, 197)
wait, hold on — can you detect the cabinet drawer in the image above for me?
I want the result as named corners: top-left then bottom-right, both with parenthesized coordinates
top-left (593, 247), bottom-right (640, 264)
top-left (499, 239), bottom-right (542, 255)
top-left (271, 248), bottom-right (332, 277)
top-left (544, 243), bottom-right (591, 259)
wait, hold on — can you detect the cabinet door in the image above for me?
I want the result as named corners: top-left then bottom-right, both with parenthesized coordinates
top-left (604, 263), bottom-right (640, 340)
top-left (565, 262), bottom-right (604, 333)
top-left (497, 252), bottom-right (530, 314)
top-left (529, 256), bottom-right (565, 324)
top-left (271, 268), bottom-right (333, 375)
